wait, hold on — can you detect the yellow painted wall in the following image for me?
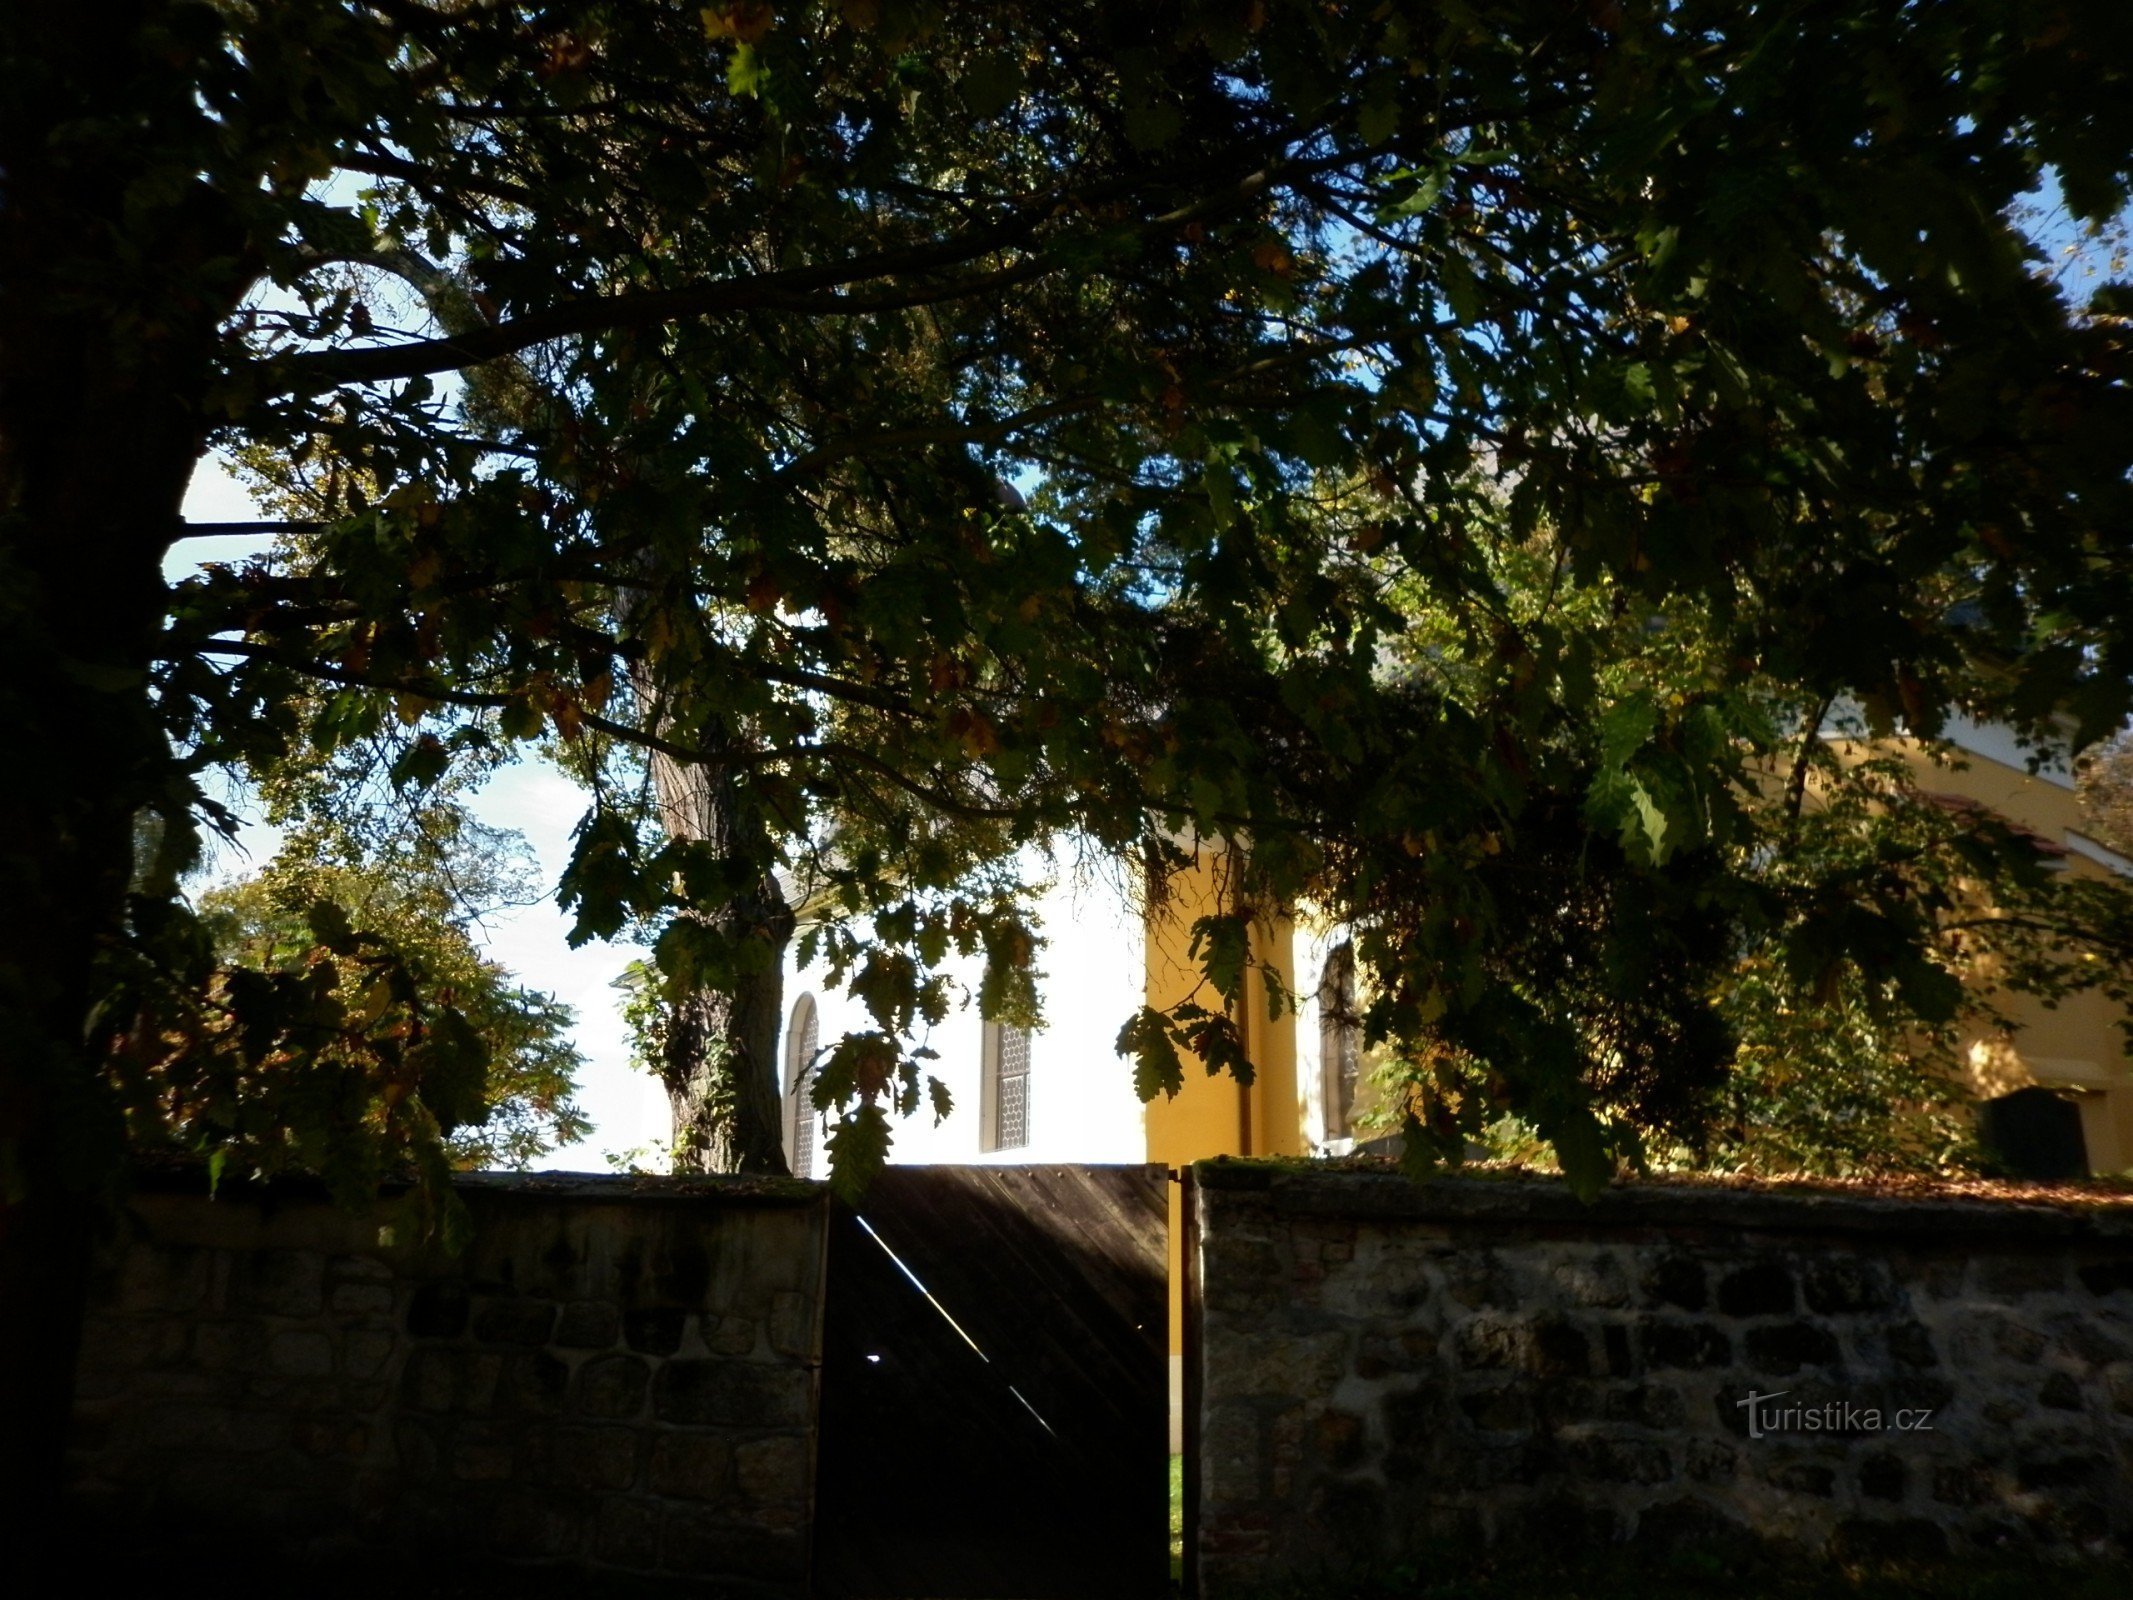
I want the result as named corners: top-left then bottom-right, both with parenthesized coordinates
top-left (1857, 736), bottom-right (2133, 1173)
top-left (1141, 845), bottom-right (1309, 1378)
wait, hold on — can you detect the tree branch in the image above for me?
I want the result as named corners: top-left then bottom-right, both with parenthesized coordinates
top-left (277, 231), bottom-right (1053, 389)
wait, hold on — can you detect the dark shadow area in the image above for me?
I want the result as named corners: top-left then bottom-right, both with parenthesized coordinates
top-left (1979, 1087), bottom-right (2090, 1181)
top-left (812, 1164), bottom-right (1170, 1599)
top-left (1222, 1538), bottom-right (2133, 1600)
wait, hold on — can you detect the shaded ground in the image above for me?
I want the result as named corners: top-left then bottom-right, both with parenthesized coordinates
top-left (1241, 1545), bottom-right (2133, 1600)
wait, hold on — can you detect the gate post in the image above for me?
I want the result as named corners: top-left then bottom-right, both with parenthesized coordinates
top-left (1179, 1163), bottom-right (1203, 1599)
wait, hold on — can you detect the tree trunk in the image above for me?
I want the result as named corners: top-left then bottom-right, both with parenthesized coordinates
top-left (647, 750), bottom-right (797, 1175)
top-left (0, 1), bottom-right (256, 1540)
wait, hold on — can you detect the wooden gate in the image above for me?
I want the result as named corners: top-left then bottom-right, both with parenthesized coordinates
top-left (812, 1164), bottom-right (1170, 1598)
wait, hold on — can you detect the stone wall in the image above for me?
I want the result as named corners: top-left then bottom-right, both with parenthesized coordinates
top-left (1189, 1164), bottom-right (2133, 1595)
top-left (69, 1170), bottom-right (828, 1594)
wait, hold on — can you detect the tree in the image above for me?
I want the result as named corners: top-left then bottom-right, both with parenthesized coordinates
top-left (185, 819), bottom-right (589, 1181)
top-left (2080, 732), bottom-right (2133, 859)
top-left (8, 0), bottom-right (2133, 1520)
top-left (1298, 488), bottom-right (2133, 1179)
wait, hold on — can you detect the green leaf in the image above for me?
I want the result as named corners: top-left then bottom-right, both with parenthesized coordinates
top-left (1116, 1006), bottom-right (1184, 1101)
top-left (305, 898), bottom-right (358, 954)
top-left (825, 1103), bottom-right (892, 1202)
top-left (727, 42), bottom-right (769, 98)
top-left (1189, 913), bottom-right (1251, 1003)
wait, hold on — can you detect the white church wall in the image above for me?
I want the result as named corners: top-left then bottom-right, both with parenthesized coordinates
top-left (781, 851), bottom-right (1149, 1171)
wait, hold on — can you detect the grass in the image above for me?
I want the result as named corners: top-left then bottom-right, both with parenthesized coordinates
top-left (1170, 1453), bottom-right (1186, 1583)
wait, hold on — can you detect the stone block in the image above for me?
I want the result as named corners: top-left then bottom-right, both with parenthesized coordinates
top-left (1552, 1253), bottom-right (1630, 1308)
top-left (1975, 1257), bottom-right (2069, 1297)
top-left (1461, 1435), bottom-right (1554, 1487)
top-left (1317, 1408), bottom-right (1366, 1471)
top-left (1452, 1315), bottom-right (1522, 1371)
top-left (1635, 1497), bottom-right (1752, 1554)
top-left (328, 1253), bottom-right (393, 1285)
top-left (1506, 1496), bottom-right (1618, 1549)
top-left (1599, 1381), bottom-right (1686, 1430)
top-left (343, 1330), bottom-right (395, 1380)
top-left (2015, 1451), bottom-right (2105, 1491)
top-left (192, 1319), bottom-right (269, 1372)
top-left (1685, 1438), bottom-right (1737, 1483)
top-left (1884, 1320), bottom-right (1939, 1368)
top-left (704, 1314), bottom-right (758, 1357)
top-left (1745, 1321), bottom-right (1840, 1375)
top-left (115, 1246), bottom-right (212, 1315)
top-left (1236, 1330), bottom-right (1349, 1393)
top-left (1991, 1317), bottom-right (2048, 1364)
top-left (269, 1329), bottom-right (335, 1376)
top-left (1565, 1436), bottom-right (1673, 1486)
top-left (1642, 1322), bottom-right (1731, 1369)
top-left (1304, 1477), bottom-right (1389, 1563)
top-left (329, 1281), bottom-right (395, 1317)
top-left (227, 1250), bottom-right (326, 1318)
top-left (405, 1280), bottom-right (469, 1339)
top-left (1458, 1384), bottom-right (1531, 1433)
top-left (132, 1400), bottom-right (286, 1454)
top-left (1643, 1255), bottom-right (1707, 1312)
top-left (290, 1415), bottom-right (368, 1460)
top-left (657, 1506), bottom-right (806, 1582)
top-left (1760, 1458), bottom-right (1837, 1498)
top-left (734, 1434), bottom-right (809, 1504)
top-left (1831, 1518), bottom-right (1949, 1562)
top-left (399, 1346), bottom-right (503, 1414)
top-left (768, 1290), bottom-right (813, 1357)
top-left (2053, 1314), bottom-right (2133, 1368)
top-left (483, 1486), bottom-right (586, 1561)
top-left (1803, 1257), bottom-right (1895, 1315)
top-left (1352, 1329), bottom-right (1437, 1379)
top-left (1203, 1405), bottom-right (1262, 1507)
top-left (2038, 1370), bottom-right (2083, 1410)
top-left (2107, 1362), bottom-right (2133, 1416)
top-left (623, 1306), bottom-right (687, 1356)
top-left (1858, 1452), bottom-right (1906, 1502)
top-left (471, 1297), bottom-right (558, 1347)
top-left (653, 1360), bottom-right (810, 1428)
top-left (555, 1300), bottom-right (620, 1349)
top-left (535, 1424), bottom-right (639, 1491)
top-left (1716, 1261), bottom-right (1796, 1318)
top-left (1932, 1463), bottom-right (1994, 1506)
top-left (1381, 1384), bottom-right (1450, 1460)
top-left (648, 1430), bottom-right (733, 1500)
top-left (593, 1495), bottom-right (663, 1571)
top-left (392, 1417), bottom-right (443, 1482)
top-left (79, 1315), bottom-right (190, 1375)
top-left (1442, 1251), bottom-right (1514, 1311)
top-left (452, 1429), bottom-right (515, 1481)
top-left (576, 1353), bottom-right (651, 1420)
top-left (497, 1349), bottom-right (571, 1416)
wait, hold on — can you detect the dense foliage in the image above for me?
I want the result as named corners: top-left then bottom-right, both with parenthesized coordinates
top-left (9, 1), bottom-right (2133, 1229)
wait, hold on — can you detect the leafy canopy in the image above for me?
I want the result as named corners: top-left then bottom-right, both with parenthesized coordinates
top-left (16, 0), bottom-right (2133, 1203)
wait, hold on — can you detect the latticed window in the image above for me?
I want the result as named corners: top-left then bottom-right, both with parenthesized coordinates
top-left (984, 1020), bottom-right (1031, 1152)
top-left (788, 995), bottom-right (821, 1178)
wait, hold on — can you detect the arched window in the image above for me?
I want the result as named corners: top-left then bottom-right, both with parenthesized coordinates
top-left (1318, 942), bottom-right (1360, 1142)
top-left (786, 994), bottom-right (821, 1178)
top-left (980, 1019), bottom-right (1032, 1153)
